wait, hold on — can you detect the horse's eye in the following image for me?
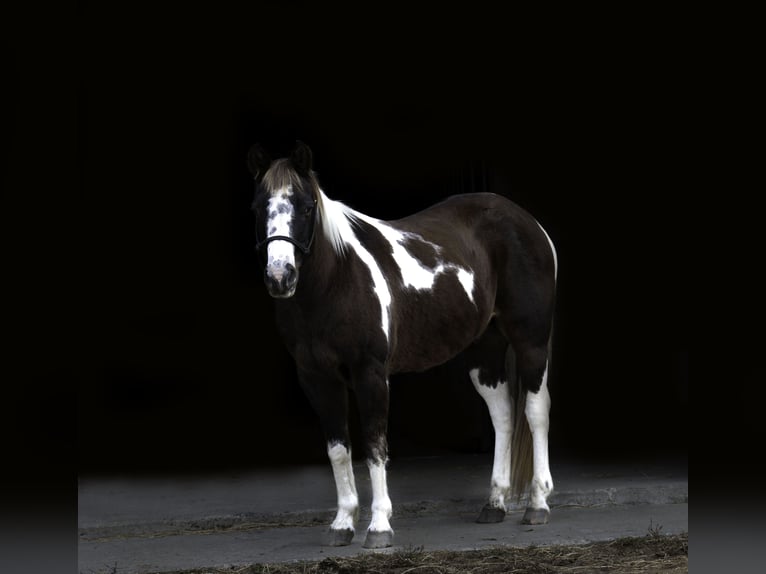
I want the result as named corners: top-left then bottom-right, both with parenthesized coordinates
top-left (304, 205), bottom-right (314, 217)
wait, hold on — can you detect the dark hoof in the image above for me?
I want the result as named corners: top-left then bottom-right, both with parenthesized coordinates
top-left (326, 528), bottom-right (354, 546)
top-left (521, 507), bottom-right (550, 525)
top-left (476, 504), bottom-right (506, 523)
top-left (363, 529), bottom-right (394, 549)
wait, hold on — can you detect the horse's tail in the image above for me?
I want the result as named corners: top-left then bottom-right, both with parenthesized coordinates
top-left (510, 386), bottom-right (534, 500)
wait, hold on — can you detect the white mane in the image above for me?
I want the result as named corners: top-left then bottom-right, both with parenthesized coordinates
top-left (316, 188), bottom-right (362, 256)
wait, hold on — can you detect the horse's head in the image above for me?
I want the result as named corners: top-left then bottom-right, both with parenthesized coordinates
top-left (248, 141), bottom-right (319, 298)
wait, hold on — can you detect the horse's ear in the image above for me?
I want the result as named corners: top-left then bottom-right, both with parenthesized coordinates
top-left (247, 143), bottom-right (271, 179)
top-left (290, 140), bottom-right (313, 176)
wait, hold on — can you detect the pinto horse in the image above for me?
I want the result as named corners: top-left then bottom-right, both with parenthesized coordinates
top-left (248, 141), bottom-right (557, 549)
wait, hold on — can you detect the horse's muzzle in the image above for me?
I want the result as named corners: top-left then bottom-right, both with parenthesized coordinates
top-left (264, 263), bottom-right (298, 298)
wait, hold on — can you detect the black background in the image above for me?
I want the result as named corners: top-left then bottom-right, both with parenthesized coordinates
top-left (3, 6), bottom-right (697, 572)
top-left (11, 4), bottom-right (689, 481)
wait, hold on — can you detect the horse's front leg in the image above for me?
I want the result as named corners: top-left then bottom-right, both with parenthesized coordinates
top-left (297, 369), bottom-right (359, 546)
top-left (326, 440), bottom-right (359, 545)
top-left (353, 363), bottom-right (394, 549)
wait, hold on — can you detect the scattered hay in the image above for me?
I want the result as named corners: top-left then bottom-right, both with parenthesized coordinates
top-left (151, 532), bottom-right (687, 574)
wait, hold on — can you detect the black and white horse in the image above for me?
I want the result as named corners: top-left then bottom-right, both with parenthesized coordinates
top-left (248, 141), bottom-right (557, 549)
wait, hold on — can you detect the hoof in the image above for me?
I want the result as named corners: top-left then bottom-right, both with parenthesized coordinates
top-left (521, 507), bottom-right (550, 525)
top-left (476, 504), bottom-right (506, 523)
top-left (363, 529), bottom-right (394, 549)
top-left (326, 528), bottom-right (354, 546)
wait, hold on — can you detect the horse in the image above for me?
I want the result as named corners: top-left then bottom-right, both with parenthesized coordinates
top-left (247, 141), bottom-right (557, 549)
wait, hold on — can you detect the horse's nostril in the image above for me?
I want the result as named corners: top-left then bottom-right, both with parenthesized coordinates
top-left (264, 263), bottom-right (297, 296)
top-left (284, 264), bottom-right (297, 287)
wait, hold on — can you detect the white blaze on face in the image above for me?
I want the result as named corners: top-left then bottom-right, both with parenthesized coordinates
top-left (265, 186), bottom-right (296, 279)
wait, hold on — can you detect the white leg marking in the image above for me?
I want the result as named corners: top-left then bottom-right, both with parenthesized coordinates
top-left (470, 369), bottom-right (513, 509)
top-left (265, 186), bottom-right (296, 277)
top-left (367, 459), bottom-right (393, 534)
top-left (327, 442), bottom-right (359, 532)
top-left (524, 363), bottom-right (553, 510)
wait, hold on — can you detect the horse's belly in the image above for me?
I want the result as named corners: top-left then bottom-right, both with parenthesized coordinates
top-left (389, 292), bottom-right (489, 373)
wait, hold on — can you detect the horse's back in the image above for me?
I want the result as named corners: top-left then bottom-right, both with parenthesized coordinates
top-left (393, 193), bottom-right (555, 286)
top-left (394, 193), bottom-right (546, 247)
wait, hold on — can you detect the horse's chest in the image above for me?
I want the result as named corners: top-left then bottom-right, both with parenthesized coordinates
top-left (277, 310), bottom-right (386, 373)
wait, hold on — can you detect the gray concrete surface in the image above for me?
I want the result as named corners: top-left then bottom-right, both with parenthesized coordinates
top-left (78, 454), bottom-right (688, 573)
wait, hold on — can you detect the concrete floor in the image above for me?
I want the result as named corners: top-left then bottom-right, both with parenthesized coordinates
top-left (79, 453), bottom-right (688, 573)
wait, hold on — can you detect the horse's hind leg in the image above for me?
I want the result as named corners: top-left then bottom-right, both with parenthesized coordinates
top-left (465, 321), bottom-right (513, 523)
top-left (498, 254), bottom-right (556, 524)
top-left (515, 342), bottom-right (554, 525)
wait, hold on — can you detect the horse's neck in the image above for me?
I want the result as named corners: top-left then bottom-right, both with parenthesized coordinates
top-left (294, 236), bottom-right (342, 304)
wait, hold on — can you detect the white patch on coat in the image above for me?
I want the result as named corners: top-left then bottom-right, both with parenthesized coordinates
top-left (536, 221), bottom-right (558, 281)
top-left (314, 189), bottom-right (479, 339)
top-left (266, 186), bottom-right (296, 277)
top-left (366, 459), bottom-right (393, 534)
top-left (314, 189), bottom-right (392, 341)
top-left (327, 442), bottom-right (359, 532)
top-left (470, 369), bottom-right (512, 509)
top-left (524, 363), bottom-right (554, 509)
top-left (455, 268), bottom-right (476, 302)
top-left (352, 212), bottom-right (476, 304)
